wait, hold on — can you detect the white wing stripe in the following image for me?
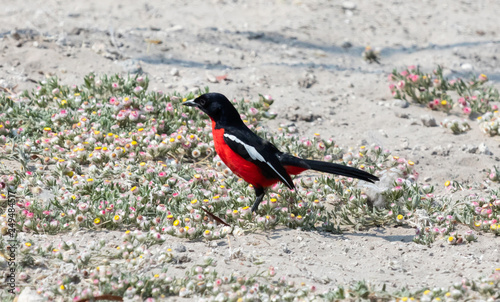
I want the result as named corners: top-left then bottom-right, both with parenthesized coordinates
top-left (224, 134), bottom-right (291, 186)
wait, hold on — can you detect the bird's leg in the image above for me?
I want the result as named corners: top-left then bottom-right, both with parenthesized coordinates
top-left (251, 187), bottom-right (266, 212)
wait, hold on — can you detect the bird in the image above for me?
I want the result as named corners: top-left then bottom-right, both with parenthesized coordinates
top-left (183, 93), bottom-right (379, 212)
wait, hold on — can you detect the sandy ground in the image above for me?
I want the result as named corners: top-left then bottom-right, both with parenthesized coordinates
top-left (1, 0), bottom-right (500, 298)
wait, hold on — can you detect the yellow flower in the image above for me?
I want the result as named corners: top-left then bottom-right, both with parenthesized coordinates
top-left (43, 127), bottom-right (52, 131)
top-left (131, 141), bottom-right (137, 146)
top-left (113, 215), bottom-right (121, 221)
top-left (87, 178), bottom-right (94, 182)
top-left (154, 274), bottom-right (160, 278)
top-left (60, 285), bottom-right (65, 290)
top-left (138, 128), bottom-right (144, 132)
top-left (397, 214), bottom-right (404, 221)
top-left (107, 133), bottom-right (113, 137)
top-left (441, 100), bottom-right (447, 106)
top-left (173, 220), bottom-right (180, 226)
top-left (444, 180), bottom-right (451, 187)
top-left (139, 162), bottom-right (146, 166)
top-left (25, 242), bottom-right (32, 247)
top-left (94, 218), bottom-right (101, 224)
top-left (408, 161), bottom-right (414, 166)
top-left (61, 99), bottom-right (67, 105)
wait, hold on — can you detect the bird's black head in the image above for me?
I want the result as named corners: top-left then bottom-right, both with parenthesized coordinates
top-left (182, 93), bottom-right (242, 125)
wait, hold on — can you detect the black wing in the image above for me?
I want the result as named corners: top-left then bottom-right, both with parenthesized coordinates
top-left (222, 126), bottom-right (295, 190)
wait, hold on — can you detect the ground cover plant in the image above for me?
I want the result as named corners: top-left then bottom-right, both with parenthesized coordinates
top-left (0, 73), bottom-right (499, 301)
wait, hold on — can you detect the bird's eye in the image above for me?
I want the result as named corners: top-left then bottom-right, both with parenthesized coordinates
top-left (199, 99), bottom-right (206, 106)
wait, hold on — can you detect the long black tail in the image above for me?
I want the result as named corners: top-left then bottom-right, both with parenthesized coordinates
top-left (279, 154), bottom-right (379, 183)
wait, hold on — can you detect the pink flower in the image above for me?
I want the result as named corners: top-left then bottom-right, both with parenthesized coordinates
top-left (111, 83), bottom-right (119, 89)
top-left (389, 84), bottom-right (396, 91)
top-left (129, 111), bottom-right (140, 121)
top-left (397, 80), bottom-right (405, 89)
top-left (248, 107), bottom-right (259, 116)
top-left (409, 74), bottom-right (419, 82)
top-left (407, 65), bottom-right (416, 70)
top-left (400, 70), bottom-right (409, 77)
top-left (463, 107), bottom-right (472, 115)
top-left (492, 105), bottom-right (499, 111)
top-left (59, 109), bottom-right (68, 118)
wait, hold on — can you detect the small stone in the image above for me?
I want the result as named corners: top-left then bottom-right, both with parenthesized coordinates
top-left (282, 244), bottom-right (292, 254)
top-left (170, 68), bottom-right (179, 76)
top-left (401, 140), bottom-right (410, 149)
top-left (18, 287), bottom-right (44, 302)
top-left (424, 177), bottom-right (432, 182)
top-left (379, 129), bottom-right (388, 138)
top-left (392, 99), bottom-right (409, 108)
top-left (341, 41), bottom-right (352, 49)
top-left (206, 72), bottom-right (218, 83)
top-left (174, 244), bottom-right (187, 253)
top-left (119, 59), bottom-right (143, 74)
top-left (431, 146), bottom-right (450, 156)
top-left (461, 63), bottom-right (473, 71)
top-left (342, 1), bottom-right (357, 10)
top-left (421, 115), bottom-right (438, 127)
top-left (478, 143), bottom-right (493, 155)
top-left (395, 112), bottom-right (409, 119)
top-left (298, 72), bottom-right (317, 88)
top-left (463, 144), bottom-right (478, 153)
top-left (91, 42), bottom-right (107, 54)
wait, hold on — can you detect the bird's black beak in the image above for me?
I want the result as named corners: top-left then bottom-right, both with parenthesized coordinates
top-left (182, 99), bottom-right (198, 107)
